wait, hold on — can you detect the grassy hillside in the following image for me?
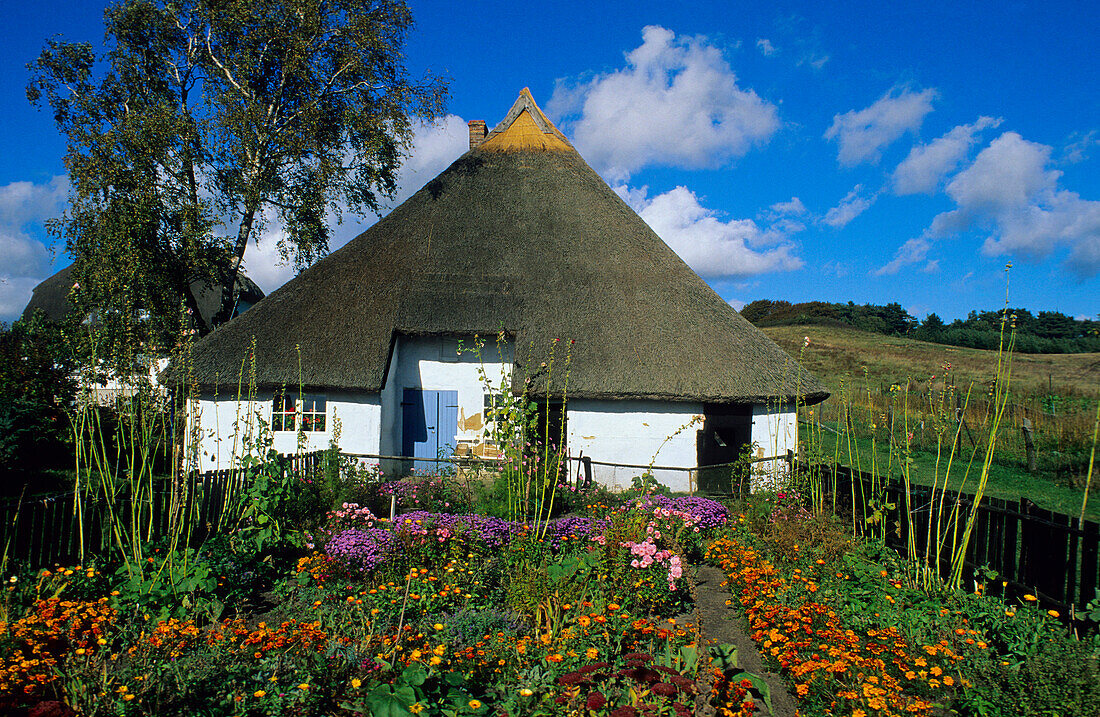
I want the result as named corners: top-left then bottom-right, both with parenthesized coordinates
top-left (760, 324), bottom-right (1100, 519)
top-left (762, 324), bottom-right (1100, 399)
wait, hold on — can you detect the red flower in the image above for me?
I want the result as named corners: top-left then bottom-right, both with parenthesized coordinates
top-left (586, 691), bottom-right (608, 709)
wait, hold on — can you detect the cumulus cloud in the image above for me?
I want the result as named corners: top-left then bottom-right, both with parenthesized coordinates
top-left (243, 115), bottom-right (470, 294)
top-left (879, 131), bottom-right (1100, 278)
top-left (615, 184), bottom-right (803, 278)
top-left (893, 116), bottom-right (1002, 195)
top-left (0, 176), bottom-right (68, 322)
top-left (549, 25), bottom-right (780, 180)
top-left (825, 87), bottom-right (937, 167)
top-left (929, 131), bottom-right (1100, 276)
top-left (822, 185), bottom-right (877, 228)
top-left (756, 38), bottom-right (777, 56)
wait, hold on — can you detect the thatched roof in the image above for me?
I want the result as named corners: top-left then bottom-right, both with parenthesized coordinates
top-left (22, 263), bottom-right (265, 329)
top-left (173, 89), bottom-right (829, 405)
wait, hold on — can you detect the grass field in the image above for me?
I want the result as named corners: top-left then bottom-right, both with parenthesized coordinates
top-left (763, 323), bottom-right (1100, 399)
top-left (761, 324), bottom-right (1100, 520)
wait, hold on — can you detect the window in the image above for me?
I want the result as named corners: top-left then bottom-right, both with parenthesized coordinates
top-left (271, 393), bottom-right (327, 432)
top-left (272, 394), bottom-right (296, 431)
top-left (301, 394), bottom-right (327, 432)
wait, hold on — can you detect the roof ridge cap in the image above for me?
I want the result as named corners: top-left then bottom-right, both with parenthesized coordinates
top-left (486, 87), bottom-right (570, 143)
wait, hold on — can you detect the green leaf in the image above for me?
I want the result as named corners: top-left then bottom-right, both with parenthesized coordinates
top-left (739, 672), bottom-right (773, 715)
top-left (366, 685), bottom-right (416, 717)
top-left (402, 665), bottom-right (428, 687)
top-left (710, 643), bottom-right (738, 671)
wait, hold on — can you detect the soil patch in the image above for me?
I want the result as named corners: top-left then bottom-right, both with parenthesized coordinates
top-left (693, 564), bottom-right (799, 717)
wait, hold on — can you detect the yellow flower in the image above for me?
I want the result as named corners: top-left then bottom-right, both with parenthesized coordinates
top-left (434, 623), bottom-right (444, 630)
top-left (298, 683), bottom-right (309, 690)
top-left (430, 656), bottom-right (442, 665)
top-left (123, 694), bottom-right (135, 702)
top-left (351, 678), bottom-right (362, 689)
top-left (1048, 609), bottom-right (1060, 618)
top-left (410, 704), bottom-right (425, 714)
top-left (1023, 594), bottom-right (1037, 602)
top-left (519, 688), bottom-right (534, 696)
top-left (253, 690), bottom-right (266, 698)
top-left (585, 647), bottom-right (599, 660)
top-left (468, 699), bottom-right (482, 709)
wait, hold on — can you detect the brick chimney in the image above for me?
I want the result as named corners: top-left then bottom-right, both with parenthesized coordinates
top-left (468, 120), bottom-right (487, 149)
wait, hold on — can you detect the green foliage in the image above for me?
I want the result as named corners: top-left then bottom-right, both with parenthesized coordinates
top-left (233, 446), bottom-right (310, 554)
top-left (28, 0), bottom-right (448, 347)
top-left (113, 547), bottom-right (219, 620)
top-left (0, 315), bottom-right (75, 481)
top-left (957, 636), bottom-right (1100, 717)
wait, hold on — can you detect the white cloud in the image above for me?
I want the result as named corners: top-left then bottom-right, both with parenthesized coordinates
top-left (1062, 130), bottom-right (1099, 164)
top-left (760, 196), bottom-right (807, 233)
top-left (616, 184), bottom-right (803, 278)
top-left (766, 196), bottom-right (806, 217)
top-left (928, 131), bottom-right (1100, 277)
top-left (0, 276), bottom-right (46, 323)
top-left (385, 114), bottom-right (470, 208)
top-left (893, 116), bottom-right (1002, 195)
top-left (243, 115), bottom-right (470, 294)
top-left (756, 38), bottom-right (777, 56)
top-left (728, 298), bottom-right (747, 311)
top-left (0, 176), bottom-right (68, 322)
top-left (874, 237), bottom-right (932, 276)
top-left (549, 25), bottom-right (780, 180)
top-left (825, 86), bottom-right (937, 167)
top-left (822, 185), bottom-right (877, 228)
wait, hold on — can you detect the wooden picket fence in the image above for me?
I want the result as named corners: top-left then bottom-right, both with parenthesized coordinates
top-left (0, 451), bottom-right (326, 570)
top-left (811, 462), bottom-right (1100, 619)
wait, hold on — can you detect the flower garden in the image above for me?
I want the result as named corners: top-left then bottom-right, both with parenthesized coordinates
top-left (3, 465), bottom-right (1099, 716)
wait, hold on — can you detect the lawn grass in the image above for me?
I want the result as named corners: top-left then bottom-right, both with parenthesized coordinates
top-left (806, 420), bottom-right (1098, 521)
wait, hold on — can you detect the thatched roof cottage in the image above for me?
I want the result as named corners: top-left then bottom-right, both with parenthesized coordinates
top-left (22, 263), bottom-right (265, 328)
top-left (176, 89), bottom-right (828, 490)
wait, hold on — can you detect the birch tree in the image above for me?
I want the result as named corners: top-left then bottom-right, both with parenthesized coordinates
top-left (28, 0), bottom-right (447, 359)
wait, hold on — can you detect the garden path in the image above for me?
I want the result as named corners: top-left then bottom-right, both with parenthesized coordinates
top-left (692, 564), bottom-right (799, 717)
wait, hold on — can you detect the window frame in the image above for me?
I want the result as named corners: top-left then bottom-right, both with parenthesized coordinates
top-left (271, 392), bottom-right (328, 433)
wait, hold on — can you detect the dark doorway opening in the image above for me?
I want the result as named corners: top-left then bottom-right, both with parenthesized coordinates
top-left (525, 399), bottom-right (568, 476)
top-left (696, 403), bottom-right (753, 494)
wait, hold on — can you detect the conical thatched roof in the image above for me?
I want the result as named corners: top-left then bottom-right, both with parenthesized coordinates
top-left (174, 89), bottom-right (828, 405)
top-left (22, 263), bottom-right (265, 329)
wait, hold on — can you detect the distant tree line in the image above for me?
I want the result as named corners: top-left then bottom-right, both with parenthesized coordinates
top-left (741, 300), bottom-right (1100, 354)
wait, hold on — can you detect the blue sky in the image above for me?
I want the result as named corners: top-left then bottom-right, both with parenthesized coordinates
top-left (2, 0), bottom-right (1097, 324)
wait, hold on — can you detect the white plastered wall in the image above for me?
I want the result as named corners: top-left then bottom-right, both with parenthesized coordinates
top-left (749, 401), bottom-right (799, 490)
top-left (189, 389), bottom-right (381, 472)
top-left (379, 334), bottom-right (513, 475)
top-left (567, 399), bottom-right (703, 493)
